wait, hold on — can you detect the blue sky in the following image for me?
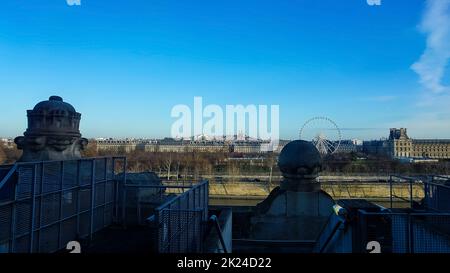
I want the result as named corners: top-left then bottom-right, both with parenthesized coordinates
top-left (1, 0), bottom-right (449, 140)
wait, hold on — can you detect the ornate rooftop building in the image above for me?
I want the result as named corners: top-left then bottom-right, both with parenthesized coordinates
top-left (14, 96), bottom-right (88, 162)
top-left (388, 128), bottom-right (450, 159)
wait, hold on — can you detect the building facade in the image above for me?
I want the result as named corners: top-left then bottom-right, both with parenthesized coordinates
top-left (335, 140), bottom-right (360, 154)
top-left (96, 139), bottom-right (143, 153)
top-left (97, 137), bottom-right (285, 154)
top-left (374, 128), bottom-right (450, 159)
top-left (362, 140), bottom-right (390, 156)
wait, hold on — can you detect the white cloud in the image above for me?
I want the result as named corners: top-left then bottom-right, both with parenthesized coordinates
top-left (411, 0), bottom-right (450, 93)
top-left (66, 0), bottom-right (81, 6)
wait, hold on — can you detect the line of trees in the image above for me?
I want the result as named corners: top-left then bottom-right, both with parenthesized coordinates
top-left (323, 152), bottom-right (450, 175)
top-left (1, 140), bottom-right (448, 176)
top-left (94, 148), bottom-right (278, 180)
top-left (0, 143), bottom-right (21, 165)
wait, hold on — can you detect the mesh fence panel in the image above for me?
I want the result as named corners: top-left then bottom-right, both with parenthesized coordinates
top-left (14, 234), bottom-right (30, 253)
top-left (0, 204), bottom-right (13, 245)
top-left (39, 224), bottom-right (59, 253)
top-left (63, 161), bottom-right (78, 190)
top-left (17, 166), bottom-right (34, 200)
top-left (154, 181), bottom-right (209, 253)
top-left (60, 217), bottom-right (77, 248)
top-left (361, 212), bottom-right (450, 253)
top-left (391, 214), bottom-right (409, 253)
top-left (15, 201), bottom-right (32, 237)
top-left (78, 211), bottom-right (91, 238)
top-left (412, 215), bottom-right (450, 253)
top-left (158, 209), bottom-right (203, 253)
top-left (41, 193), bottom-right (60, 227)
top-left (0, 157), bottom-right (126, 253)
top-left (425, 182), bottom-right (450, 212)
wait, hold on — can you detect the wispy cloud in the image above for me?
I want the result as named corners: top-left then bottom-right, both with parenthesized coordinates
top-left (411, 0), bottom-right (450, 94)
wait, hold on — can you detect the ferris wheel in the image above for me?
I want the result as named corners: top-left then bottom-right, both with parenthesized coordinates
top-left (299, 117), bottom-right (342, 155)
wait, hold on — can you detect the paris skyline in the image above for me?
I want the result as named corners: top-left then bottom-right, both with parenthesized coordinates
top-left (1, 0), bottom-right (449, 140)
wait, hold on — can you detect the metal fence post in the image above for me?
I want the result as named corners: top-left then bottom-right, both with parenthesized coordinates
top-left (76, 160), bottom-right (81, 237)
top-left (37, 162), bottom-right (44, 253)
top-left (103, 158), bottom-right (108, 228)
top-left (389, 176), bottom-right (393, 209)
top-left (205, 181), bottom-right (209, 220)
top-left (90, 160), bottom-right (96, 241)
top-left (122, 158), bottom-right (127, 228)
top-left (408, 214), bottom-right (413, 253)
top-left (193, 187), bottom-right (196, 211)
top-left (58, 161), bottom-right (64, 249)
top-left (122, 179), bottom-right (127, 228)
top-left (410, 179), bottom-right (413, 209)
top-left (10, 168), bottom-right (18, 252)
top-left (29, 164), bottom-right (38, 253)
top-left (112, 158), bottom-right (119, 223)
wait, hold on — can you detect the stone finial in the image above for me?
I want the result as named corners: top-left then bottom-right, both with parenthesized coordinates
top-left (14, 96), bottom-right (88, 162)
top-left (277, 140), bottom-right (322, 191)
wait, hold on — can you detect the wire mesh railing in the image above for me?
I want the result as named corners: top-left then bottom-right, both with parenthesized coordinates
top-left (119, 184), bottom-right (192, 226)
top-left (358, 211), bottom-right (450, 253)
top-left (388, 175), bottom-right (424, 209)
top-left (424, 176), bottom-right (450, 212)
top-left (0, 156), bottom-right (126, 253)
top-left (153, 180), bottom-right (209, 253)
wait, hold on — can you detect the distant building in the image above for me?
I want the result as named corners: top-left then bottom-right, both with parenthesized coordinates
top-left (363, 128), bottom-right (450, 160)
top-left (351, 139), bottom-right (363, 146)
top-left (363, 140), bottom-right (390, 156)
top-left (188, 141), bottom-right (230, 153)
top-left (388, 128), bottom-right (450, 159)
top-left (96, 139), bottom-right (142, 153)
top-left (97, 137), bottom-right (289, 154)
top-left (335, 140), bottom-right (359, 153)
top-left (232, 141), bottom-right (264, 154)
top-left (96, 137), bottom-right (287, 154)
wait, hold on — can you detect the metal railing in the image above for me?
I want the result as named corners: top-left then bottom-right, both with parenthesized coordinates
top-left (208, 215), bottom-right (229, 253)
top-left (424, 175), bottom-right (450, 212)
top-left (120, 183), bottom-right (193, 226)
top-left (153, 180), bottom-right (209, 253)
top-left (388, 175), bottom-right (423, 209)
top-left (0, 157), bottom-right (126, 253)
top-left (358, 211), bottom-right (450, 253)
top-left (387, 175), bottom-right (450, 212)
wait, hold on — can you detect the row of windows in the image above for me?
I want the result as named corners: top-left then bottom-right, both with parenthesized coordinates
top-left (397, 148), bottom-right (448, 151)
top-left (395, 152), bottom-right (449, 158)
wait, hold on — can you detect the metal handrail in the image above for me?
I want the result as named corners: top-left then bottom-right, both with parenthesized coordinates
top-left (155, 180), bottom-right (208, 212)
top-left (388, 174), bottom-right (424, 209)
top-left (151, 180), bottom-right (209, 253)
top-left (0, 156), bottom-right (127, 189)
top-left (358, 210), bottom-right (450, 216)
top-left (0, 164), bottom-right (17, 190)
top-left (319, 220), bottom-right (344, 253)
top-left (124, 184), bottom-right (193, 189)
top-left (5, 156), bottom-right (126, 166)
top-left (424, 180), bottom-right (450, 189)
top-left (209, 215), bottom-right (228, 253)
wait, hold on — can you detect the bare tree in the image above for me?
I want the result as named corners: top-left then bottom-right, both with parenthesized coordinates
top-left (163, 153), bottom-right (173, 180)
top-left (0, 144), bottom-right (6, 164)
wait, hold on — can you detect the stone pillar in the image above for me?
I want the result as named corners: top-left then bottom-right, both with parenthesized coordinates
top-left (248, 140), bottom-right (335, 244)
top-left (14, 96), bottom-right (88, 162)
